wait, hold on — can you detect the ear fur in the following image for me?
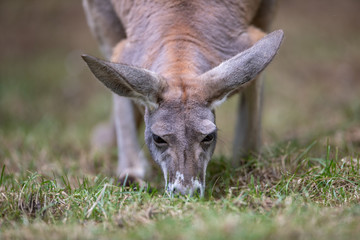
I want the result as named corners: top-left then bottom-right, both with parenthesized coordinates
top-left (199, 29), bottom-right (284, 105)
top-left (82, 55), bottom-right (166, 107)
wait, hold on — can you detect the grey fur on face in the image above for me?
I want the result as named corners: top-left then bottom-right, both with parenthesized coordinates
top-left (144, 100), bottom-right (217, 196)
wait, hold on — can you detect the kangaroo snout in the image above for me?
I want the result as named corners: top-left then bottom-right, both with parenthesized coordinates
top-left (167, 172), bottom-right (204, 197)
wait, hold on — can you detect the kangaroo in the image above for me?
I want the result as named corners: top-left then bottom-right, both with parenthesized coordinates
top-left (82, 0), bottom-right (283, 196)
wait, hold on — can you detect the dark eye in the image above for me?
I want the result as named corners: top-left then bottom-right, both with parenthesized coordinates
top-left (153, 134), bottom-right (167, 145)
top-left (202, 133), bottom-right (215, 144)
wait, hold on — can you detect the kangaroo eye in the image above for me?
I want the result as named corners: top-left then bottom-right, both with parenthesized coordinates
top-left (153, 134), bottom-right (167, 145)
top-left (202, 133), bottom-right (215, 143)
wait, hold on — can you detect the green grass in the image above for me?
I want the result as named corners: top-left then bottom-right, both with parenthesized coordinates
top-left (1, 138), bottom-right (360, 239)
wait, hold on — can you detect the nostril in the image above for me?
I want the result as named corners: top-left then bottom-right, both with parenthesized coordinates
top-left (196, 188), bottom-right (201, 195)
top-left (172, 185), bottom-right (186, 196)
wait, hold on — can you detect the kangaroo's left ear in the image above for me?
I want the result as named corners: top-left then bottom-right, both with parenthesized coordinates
top-left (198, 30), bottom-right (284, 107)
top-left (82, 55), bottom-right (167, 108)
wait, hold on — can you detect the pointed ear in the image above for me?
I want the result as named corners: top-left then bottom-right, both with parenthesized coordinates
top-left (81, 54), bottom-right (166, 107)
top-left (199, 29), bottom-right (284, 105)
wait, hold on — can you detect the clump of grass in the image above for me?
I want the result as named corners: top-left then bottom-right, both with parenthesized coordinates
top-left (206, 141), bottom-right (360, 207)
top-left (0, 170), bottom-right (157, 226)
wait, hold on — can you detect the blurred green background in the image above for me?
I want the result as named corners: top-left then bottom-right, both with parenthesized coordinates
top-left (0, 0), bottom-right (359, 175)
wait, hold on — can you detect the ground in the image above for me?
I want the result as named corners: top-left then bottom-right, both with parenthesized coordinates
top-left (1, 0), bottom-right (360, 239)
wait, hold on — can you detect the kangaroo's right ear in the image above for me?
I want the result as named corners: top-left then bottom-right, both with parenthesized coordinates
top-left (199, 30), bottom-right (284, 108)
top-left (82, 55), bottom-right (166, 108)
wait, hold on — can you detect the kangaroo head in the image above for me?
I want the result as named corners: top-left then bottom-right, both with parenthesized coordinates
top-left (82, 30), bottom-right (284, 196)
